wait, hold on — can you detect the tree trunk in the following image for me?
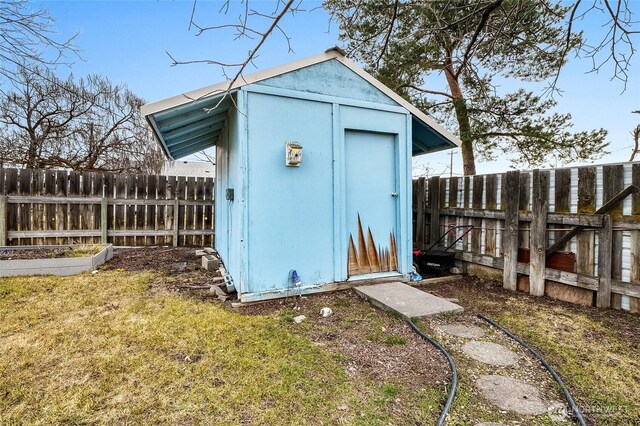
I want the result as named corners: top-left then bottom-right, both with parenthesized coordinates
top-left (444, 60), bottom-right (476, 175)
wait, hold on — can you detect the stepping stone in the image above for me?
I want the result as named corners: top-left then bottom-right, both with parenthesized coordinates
top-left (476, 375), bottom-right (548, 415)
top-left (462, 341), bottom-right (518, 366)
top-left (438, 323), bottom-right (485, 338)
top-left (355, 282), bottom-right (463, 319)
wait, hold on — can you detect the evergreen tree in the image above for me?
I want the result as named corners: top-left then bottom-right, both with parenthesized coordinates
top-left (325, 0), bottom-right (609, 174)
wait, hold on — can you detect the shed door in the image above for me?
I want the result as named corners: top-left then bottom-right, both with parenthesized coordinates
top-left (345, 130), bottom-right (398, 276)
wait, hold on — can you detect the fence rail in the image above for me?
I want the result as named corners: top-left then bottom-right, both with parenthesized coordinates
top-left (413, 162), bottom-right (640, 313)
top-left (0, 168), bottom-right (215, 247)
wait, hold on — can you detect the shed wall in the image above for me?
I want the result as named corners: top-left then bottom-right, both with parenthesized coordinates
top-left (215, 102), bottom-right (243, 288)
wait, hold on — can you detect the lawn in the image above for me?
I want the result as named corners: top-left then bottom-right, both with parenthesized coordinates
top-left (2, 253), bottom-right (639, 425)
top-left (424, 276), bottom-right (640, 426)
top-left (0, 269), bottom-right (446, 425)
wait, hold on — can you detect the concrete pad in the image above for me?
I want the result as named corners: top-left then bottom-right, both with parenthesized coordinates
top-left (476, 375), bottom-right (548, 415)
top-left (355, 282), bottom-right (463, 319)
top-left (438, 323), bottom-right (485, 338)
top-left (462, 341), bottom-right (519, 366)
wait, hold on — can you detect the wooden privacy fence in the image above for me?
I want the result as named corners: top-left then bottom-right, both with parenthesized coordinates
top-left (413, 162), bottom-right (640, 313)
top-left (0, 168), bottom-right (214, 247)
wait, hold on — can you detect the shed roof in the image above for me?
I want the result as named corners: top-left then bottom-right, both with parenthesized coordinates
top-left (141, 48), bottom-right (460, 160)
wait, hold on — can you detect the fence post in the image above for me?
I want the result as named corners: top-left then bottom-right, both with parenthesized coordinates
top-left (101, 197), bottom-right (108, 245)
top-left (0, 195), bottom-right (6, 246)
top-left (428, 177), bottom-right (440, 246)
top-left (503, 171), bottom-right (520, 291)
top-left (415, 177), bottom-right (426, 250)
top-left (529, 169), bottom-right (549, 296)
top-left (173, 198), bottom-right (180, 247)
top-left (597, 214), bottom-right (613, 308)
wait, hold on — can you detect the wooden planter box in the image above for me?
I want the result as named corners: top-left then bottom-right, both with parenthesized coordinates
top-left (0, 244), bottom-right (113, 278)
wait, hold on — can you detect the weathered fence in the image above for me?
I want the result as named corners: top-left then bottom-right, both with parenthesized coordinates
top-left (0, 168), bottom-right (214, 247)
top-left (413, 162), bottom-right (640, 313)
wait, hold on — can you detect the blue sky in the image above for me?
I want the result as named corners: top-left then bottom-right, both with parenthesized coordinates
top-left (40, 0), bottom-right (639, 175)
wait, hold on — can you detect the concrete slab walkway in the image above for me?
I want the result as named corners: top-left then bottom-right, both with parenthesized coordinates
top-left (355, 282), bottom-right (464, 319)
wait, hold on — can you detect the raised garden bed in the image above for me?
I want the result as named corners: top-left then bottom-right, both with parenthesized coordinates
top-left (0, 244), bottom-right (113, 277)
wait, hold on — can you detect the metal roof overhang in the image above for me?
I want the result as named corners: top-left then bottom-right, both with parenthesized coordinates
top-left (411, 117), bottom-right (458, 156)
top-left (145, 91), bottom-right (235, 160)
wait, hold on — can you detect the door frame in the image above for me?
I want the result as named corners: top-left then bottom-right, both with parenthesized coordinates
top-left (332, 104), bottom-right (412, 282)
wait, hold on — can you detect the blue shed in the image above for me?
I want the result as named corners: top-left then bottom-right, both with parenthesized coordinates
top-left (142, 48), bottom-right (460, 302)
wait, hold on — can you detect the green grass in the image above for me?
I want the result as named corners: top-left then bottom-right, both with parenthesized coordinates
top-left (383, 335), bottom-right (407, 345)
top-left (381, 384), bottom-right (400, 397)
top-left (0, 271), bottom-right (383, 424)
top-left (493, 300), bottom-right (640, 425)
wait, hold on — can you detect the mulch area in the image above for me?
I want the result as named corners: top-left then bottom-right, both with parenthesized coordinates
top-left (1, 247), bottom-right (76, 260)
top-left (103, 247), bottom-right (202, 272)
top-left (239, 290), bottom-right (451, 399)
top-left (103, 247), bottom-right (225, 300)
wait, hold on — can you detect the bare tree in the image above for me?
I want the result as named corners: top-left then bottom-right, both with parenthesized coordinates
top-left (0, 0), bottom-right (78, 83)
top-left (0, 65), bottom-right (164, 173)
top-left (167, 0), bottom-right (303, 105)
top-left (562, 0), bottom-right (640, 90)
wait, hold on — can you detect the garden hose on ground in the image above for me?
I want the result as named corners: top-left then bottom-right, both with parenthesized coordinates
top-left (477, 315), bottom-right (587, 426)
top-left (407, 319), bottom-right (458, 426)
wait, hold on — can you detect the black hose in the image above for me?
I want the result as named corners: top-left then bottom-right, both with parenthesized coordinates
top-left (407, 319), bottom-right (457, 426)
top-left (477, 314), bottom-right (587, 426)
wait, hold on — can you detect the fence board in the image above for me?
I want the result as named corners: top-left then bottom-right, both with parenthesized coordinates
top-left (125, 174), bottom-right (136, 246)
top-left (157, 175), bottom-right (167, 245)
top-left (414, 178), bottom-right (426, 249)
top-left (114, 174), bottom-right (126, 246)
top-left (185, 177), bottom-right (196, 246)
top-left (55, 170), bottom-right (67, 244)
top-left (630, 165), bottom-right (640, 311)
top-left (18, 169), bottom-right (32, 245)
top-left (576, 167), bottom-right (596, 289)
top-left (176, 176), bottom-right (186, 247)
top-left (428, 177), bottom-right (440, 246)
top-left (463, 177), bottom-right (471, 249)
top-left (195, 177), bottom-right (205, 246)
top-left (603, 165), bottom-right (624, 290)
top-left (530, 170), bottom-right (549, 296)
top-left (68, 171), bottom-right (80, 245)
top-left (166, 175), bottom-right (176, 246)
top-left (597, 214), bottom-right (613, 308)
top-left (503, 171), bottom-right (520, 291)
top-left (518, 172), bottom-right (530, 249)
top-left (135, 174), bottom-right (146, 246)
top-left (5, 169), bottom-right (18, 245)
top-left (147, 175), bottom-right (158, 246)
top-left (485, 174), bottom-right (497, 256)
top-left (554, 168), bottom-right (571, 251)
top-left (471, 176), bottom-right (483, 254)
top-left (44, 170), bottom-right (56, 245)
top-left (204, 176), bottom-right (214, 247)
